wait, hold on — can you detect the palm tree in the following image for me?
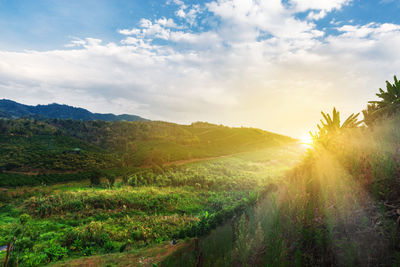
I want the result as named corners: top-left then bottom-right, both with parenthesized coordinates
top-left (310, 107), bottom-right (362, 145)
top-left (363, 76), bottom-right (400, 125)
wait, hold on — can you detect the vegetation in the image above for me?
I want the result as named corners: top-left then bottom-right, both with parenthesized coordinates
top-left (162, 76), bottom-right (400, 266)
top-left (310, 107), bottom-right (362, 147)
top-left (0, 118), bottom-right (294, 188)
top-left (4, 76), bottom-right (400, 266)
top-left (0, 146), bottom-right (301, 266)
top-left (363, 75), bottom-right (400, 126)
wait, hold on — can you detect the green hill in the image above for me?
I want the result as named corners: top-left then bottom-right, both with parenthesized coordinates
top-left (0, 118), bottom-right (295, 186)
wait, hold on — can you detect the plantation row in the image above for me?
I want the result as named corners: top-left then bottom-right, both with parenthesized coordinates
top-left (0, 149), bottom-right (300, 267)
top-left (25, 188), bottom-right (254, 217)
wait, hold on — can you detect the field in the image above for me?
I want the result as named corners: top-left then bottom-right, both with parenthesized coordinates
top-left (0, 144), bottom-right (303, 266)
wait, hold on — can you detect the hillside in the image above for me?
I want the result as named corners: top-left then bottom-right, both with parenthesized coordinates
top-left (0, 99), bottom-right (147, 122)
top-left (0, 118), bottom-right (295, 186)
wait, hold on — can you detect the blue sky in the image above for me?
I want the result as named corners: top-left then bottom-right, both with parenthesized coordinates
top-left (1, 0), bottom-right (399, 51)
top-left (0, 0), bottom-right (400, 137)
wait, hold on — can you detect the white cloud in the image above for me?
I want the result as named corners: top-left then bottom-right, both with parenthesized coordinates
top-left (65, 38), bottom-right (86, 48)
top-left (167, 0), bottom-right (186, 8)
top-left (205, 0), bottom-right (325, 42)
top-left (307, 10), bottom-right (327, 20)
top-left (175, 3), bottom-right (201, 26)
top-left (290, 0), bottom-right (352, 12)
top-left (1, 0), bottom-right (400, 138)
top-left (337, 22), bottom-right (400, 38)
top-left (140, 18), bottom-right (153, 28)
top-left (156, 17), bottom-right (178, 28)
top-left (118, 28), bottom-right (141, 35)
top-left (176, 9), bottom-right (186, 18)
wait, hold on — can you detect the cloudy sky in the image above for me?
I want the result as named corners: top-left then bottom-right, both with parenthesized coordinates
top-left (1, 0), bottom-right (400, 138)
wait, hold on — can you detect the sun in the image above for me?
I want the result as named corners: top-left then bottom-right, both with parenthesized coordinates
top-left (300, 134), bottom-right (314, 149)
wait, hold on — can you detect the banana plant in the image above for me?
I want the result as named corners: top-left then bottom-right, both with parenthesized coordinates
top-left (363, 75), bottom-right (400, 125)
top-left (310, 107), bottom-right (362, 146)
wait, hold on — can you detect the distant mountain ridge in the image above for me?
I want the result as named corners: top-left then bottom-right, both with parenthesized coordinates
top-left (0, 99), bottom-right (148, 122)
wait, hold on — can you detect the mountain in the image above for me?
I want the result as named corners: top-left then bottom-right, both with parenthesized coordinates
top-left (0, 99), bottom-right (147, 121)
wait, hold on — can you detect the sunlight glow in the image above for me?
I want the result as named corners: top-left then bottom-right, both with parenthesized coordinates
top-left (300, 134), bottom-right (313, 149)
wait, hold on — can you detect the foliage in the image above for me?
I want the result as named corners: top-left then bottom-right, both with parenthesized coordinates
top-left (161, 75), bottom-right (400, 266)
top-left (310, 107), bottom-right (362, 148)
top-left (363, 76), bottom-right (400, 126)
top-left (0, 148), bottom-right (299, 266)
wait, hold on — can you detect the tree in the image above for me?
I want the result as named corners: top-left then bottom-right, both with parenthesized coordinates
top-left (363, 75), bottom-right (400, 125)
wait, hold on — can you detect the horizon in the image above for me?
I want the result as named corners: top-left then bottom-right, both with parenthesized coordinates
top-left (1, 0), bottom-right (400, 138)
top-left (1, 98), bottom-right (298, 139)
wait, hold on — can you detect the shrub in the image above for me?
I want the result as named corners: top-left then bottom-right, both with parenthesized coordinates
top-left (104, 240), bottom-right (114, 253)
top-left (19, 213), bottom-right (31, 224)
top-left (44, 240), bottom-right (68, 261)
top-left (23, 252), bottom-right (48, 267)
top-left (128, 174), bottom-right (138, 187)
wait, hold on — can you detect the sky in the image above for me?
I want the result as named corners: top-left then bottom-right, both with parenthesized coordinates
top-left (1, 0), bottom-right (400, 138)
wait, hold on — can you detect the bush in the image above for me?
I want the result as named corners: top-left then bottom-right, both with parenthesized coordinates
top-left (19, 213), bottom-right (31, 224)
top-left (23, 252), bottom-right (48, 267)
top-left (104, 240), bottom-right (114, 253)
top-left (128, 174), bottom-right (138, 187)
top-left (44, 240), bottom-right (68, 261)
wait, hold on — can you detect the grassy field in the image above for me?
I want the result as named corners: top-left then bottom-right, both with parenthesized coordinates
top-left (0, 144), bottom-right (304, 266)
